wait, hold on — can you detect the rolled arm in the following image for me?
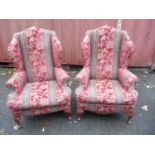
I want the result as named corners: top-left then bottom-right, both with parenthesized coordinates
top-left (54, 67), bottom-right (70, 87)
top-left (5, 71), bottom-right (27, 94)
top-left (118, 68), bottom-right (138, 90)
top-left (76, 67), bottom-right (90, 90)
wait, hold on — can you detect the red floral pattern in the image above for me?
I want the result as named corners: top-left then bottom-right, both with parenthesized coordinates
top-left (76, 67), bottom-right (90, 89)
top-left (6, 26), bottom-right (71, 119)
top-left (5, 71), bottom-right (27, 94)
top-left (96, 26), bottom-right (115, 79)
top-left (8, 81), bottom-right (70, 111)
top-left (76, 25), bottom-right (138, 115)
top-left (76, 80), bottom-right (137, 104)
top-left (55, 67), bottom-right (69, 88)
top-left (8, 37), bottom-right (24, 72)
top-left (118, 68), bottom-right (138, 90)
top-left (81, 25), bottom-right (135, 79)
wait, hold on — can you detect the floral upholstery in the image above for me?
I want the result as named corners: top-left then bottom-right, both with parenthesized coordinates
top-left (8, 81), bottom-right (70, 111)
top-left (6, 26), bottom-right (71, 120)
top-left (75, 25), bottom-right (138, 115)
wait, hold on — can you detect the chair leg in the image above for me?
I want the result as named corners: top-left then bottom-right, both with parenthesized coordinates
top-left (77, 109), bottom-right (84, 121)
top-left (127, 111), bottom-right (134, 124)
top-left (64, 105), bottom-right (72, 120)
top-left (13, 111), bottom-right (22, 130)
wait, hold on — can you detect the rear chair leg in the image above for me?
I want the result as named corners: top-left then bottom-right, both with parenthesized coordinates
top-left (64, 105), bottom-right (72, 120)
top-left (77, 104), bottom-right (85, 121)
top-left (13, 111), bottom-right (22, 130)
top-left (77, 110), bottom-right (84, 121)
top-left (127, 111), bottom-right (134, 124)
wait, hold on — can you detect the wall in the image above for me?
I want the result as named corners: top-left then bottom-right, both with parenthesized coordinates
top-left (0, 19), bottom-right (155, 67)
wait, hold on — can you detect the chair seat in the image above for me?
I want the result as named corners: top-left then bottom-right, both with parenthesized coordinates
top-left (76, 80), bottom-right (137, 105)
top-left (8, 81), bottom-right (71, 110)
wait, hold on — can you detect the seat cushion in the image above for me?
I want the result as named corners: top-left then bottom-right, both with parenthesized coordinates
top-left (8, 81), bottom-right (71, 110)
top-left (76, 79), bottom-right (137, 105)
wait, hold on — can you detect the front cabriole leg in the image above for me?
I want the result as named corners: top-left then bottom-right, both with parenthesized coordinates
top-left (127, 111), bottom-right (134, 124)
top-left (12, 110), bottom-right (22, 130)
top-left (64, 104), bottom-right (72, 120)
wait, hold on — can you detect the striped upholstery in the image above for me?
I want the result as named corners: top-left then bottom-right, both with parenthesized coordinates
top-left (15, 27), bottom-right (55, 82)
top-left (77, 80), bottom-right (136, 105)
top-left (88, 26), bottom-right (123, 79)
top-left (6, 26), bottom-right (71, 118)
top-left (8, 81), bottom-right (70, 111)
top-left (76, 25), bottom-right (138, 114)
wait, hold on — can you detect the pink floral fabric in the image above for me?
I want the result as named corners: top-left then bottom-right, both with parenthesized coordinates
top-left (8, 26), bottom-right (64, 82)
top-left (6, 26), bottom-right (71, 118)
top-left (76, 67), bottom-right (90, 89)
top-left (76, 25), bottom-right (138, 114)
top-left (81, 35), bottom-right (90, 67)
top-left (81, 25), bottom-right (135, 79)
top-left (5, 71), bottom-right (27, 94)
top-left (8, 81), bottom-right (70, 112)
top-left (76, 80), bottom-right (138, 114)
top-left (76, 80), bottom-right (137, 104)
top-left (55, 67), bottom-right (69, 88)
top-left (118, 68), bottom-right (138, 90)
top-left (8, 37), bottom-right (24, 72)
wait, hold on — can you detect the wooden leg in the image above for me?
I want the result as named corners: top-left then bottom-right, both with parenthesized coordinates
top-left (77, 113), bottom-right (83, 121)
top-left (64, 105), bottom-right (72, 120)
top-left (127, 111), bottom-right (134, 124)
top-left (77, 110), bottom-right (84, 121)
top-left (13, 111), bottom-right (22, 130)
top-left (77, 104), bottom-right (84, 121)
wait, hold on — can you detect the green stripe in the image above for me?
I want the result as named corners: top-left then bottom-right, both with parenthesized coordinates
top-left (19, 31), bottom-right (32, 82)
top-left (90, 30), bottom-right (97, 79)
top-left (112, 29), bottom-right (122, 79)
top-left (49, 81), bottom-right (57, 112)
top-left (21, 83), bottom-right (31, 109)
top-left (112, 80), bottom-right (123, 111)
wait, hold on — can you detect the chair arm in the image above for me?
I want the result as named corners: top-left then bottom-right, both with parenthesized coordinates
top-left (54, 67), bottom-right (70, 88)
top-left (76, 67), bottom-right (90, 90)
top-left (118, 68), bottom-right (138, 90)
top-left (5, 71), bottom-right (27, 94)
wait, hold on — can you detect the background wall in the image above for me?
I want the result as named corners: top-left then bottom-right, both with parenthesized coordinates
top-left (0, 19), bottom-right (155, 67)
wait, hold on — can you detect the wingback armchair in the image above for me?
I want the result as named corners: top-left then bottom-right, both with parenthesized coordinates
top-left (75, 25), bottom-right (138, 124)
top-left (6, 26), bottom-right (71, 129)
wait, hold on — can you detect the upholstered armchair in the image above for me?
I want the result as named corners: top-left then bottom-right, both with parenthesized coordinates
top-left (6, 26), bottom-right (71, 129)
top-left (75, 25), bottom-right (138, 124)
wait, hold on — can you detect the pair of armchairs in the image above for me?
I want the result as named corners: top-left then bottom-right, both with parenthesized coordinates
top-left (5, 26), bottom-right (138, 129)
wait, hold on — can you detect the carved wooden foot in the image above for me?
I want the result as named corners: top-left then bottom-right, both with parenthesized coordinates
top-left (127, 112), bottom-right (134, 124)
top-left (64, 106), bottom-right (72, 120)
top-left (13, 111), bottom-right (22, 130)
top-left (77, 112), bottom-right (84, 121)
top-left (65, 112), bottom-right (72, 120)
top-left (13, 120), bottom-right (22, 130)
top-left (77, 105), bottom-right (84, 121)
top-left (77, 114), bottom-right (81, 121)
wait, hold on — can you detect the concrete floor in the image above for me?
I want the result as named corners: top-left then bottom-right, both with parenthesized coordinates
top-left (0, 67), bottom-right (155, 135)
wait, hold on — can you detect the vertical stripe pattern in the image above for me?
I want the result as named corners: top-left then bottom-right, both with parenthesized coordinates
top-left (112, 80), bottom-right (123, 111)
top-left (90, 30), bottom-right (97, 79)
top-left (112, 30), bottom-right (122, 79)
top-left (21, 83), bottom-right (31, 109)
top-left (43, 30), bottom-right (55, 80)
top-left (88, 80), bottom-right (97, 103)
top-left (48, 81), bottom-right (57, 112)
top-left (19, 31), bottom-right (32, 82)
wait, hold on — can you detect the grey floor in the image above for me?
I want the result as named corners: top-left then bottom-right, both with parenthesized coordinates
top-left (0, 67), bottom-right (155, 135)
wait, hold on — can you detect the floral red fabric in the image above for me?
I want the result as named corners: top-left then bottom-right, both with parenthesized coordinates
top-left (76, 25), bottom-right (138, 115)
top-left (118, 68), bottom-right (138, 90)
top-left (5, 71), bottom-right (27, 94)
top-left (8, 81), bottom-right (71, 112)
top-left (6, 26), bottom-right (71, 118)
